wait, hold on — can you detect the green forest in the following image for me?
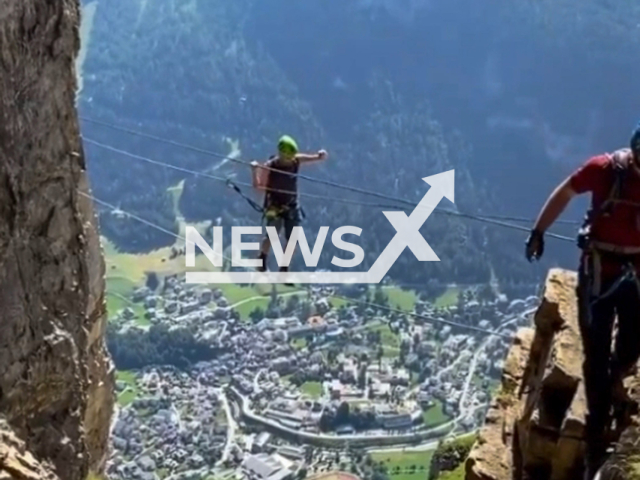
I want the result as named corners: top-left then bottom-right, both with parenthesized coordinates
top-left (78, 0), bottom-right (640, 294)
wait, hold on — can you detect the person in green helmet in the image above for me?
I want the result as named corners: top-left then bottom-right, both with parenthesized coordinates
top-left (251, 135), bottom-right (328, 275)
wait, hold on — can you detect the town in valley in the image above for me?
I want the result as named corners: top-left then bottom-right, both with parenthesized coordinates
top-left (107, 275), bottom-right (538, 480)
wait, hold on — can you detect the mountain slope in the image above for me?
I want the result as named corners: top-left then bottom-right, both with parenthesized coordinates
top-left (78, 0), bottom-right (497, 288)
top-left (78, 0), bottom-right (640, 289)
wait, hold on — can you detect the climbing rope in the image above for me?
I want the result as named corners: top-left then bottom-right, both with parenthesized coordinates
top-left (81, 136), bottom-right (576, 243)
top-left (84, 189), bottom-right (535, 338)
top-left (79, 116), bottom-right (582, 227)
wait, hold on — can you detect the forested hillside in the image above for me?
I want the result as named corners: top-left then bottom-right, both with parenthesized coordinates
top-left (78, 0), bottom-right (640, 291)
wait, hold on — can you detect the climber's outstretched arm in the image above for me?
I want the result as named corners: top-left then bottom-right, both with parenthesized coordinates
top-left (532, 177), bottom-right (578, 233)
top-left (526, 176), bottom-right (578, 262)
top-left (296, 149), bottom-right (328, 164)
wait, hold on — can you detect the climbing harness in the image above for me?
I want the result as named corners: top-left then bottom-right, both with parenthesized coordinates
top-left (591, 260), bottom-right (640, 306)
top-left (577, 249), bottom-right (640, 349)
top-left (572, 148), bottom-right (640, 343)
top-left (578, 242), bottom-right (640, 325)
top-left (262, 202), bottom-right (306, 221)
top-left (576, 253), bottom-right (640, 479)
top-left (226, 177), bottom-right (306, 226)
top-left (577, 149), bottom-right (633, 251)
top-left (575, 148), bottom-right (640, 297)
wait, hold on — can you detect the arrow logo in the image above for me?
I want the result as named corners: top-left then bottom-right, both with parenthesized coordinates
top-left (364, 169), bottom-right (454, 283)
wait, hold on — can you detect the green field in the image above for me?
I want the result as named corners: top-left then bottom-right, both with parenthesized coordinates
top-left (300, 381), bottom-right (323, 398)
top-left (206, 469), bottom-right (243, 480)
top-left (106, 294), bottom-right (130, 318)
top-left (328, 296), bottom-right (351, 309)
top-left (215, 284), bottom-right (306, 321)
top-left (217, 283), bottom-right (264, 304)
top-left (434, 287), bottom-right (459, 308)
top-left (291, 337), bottom-right (307, 350)
top-left (156, 468), bottom-right (170, 480)
top-left (117, 390), bottom-right (138, 407)
top-left (116, 370), bottom-right (139, 406)
top-left (422, 400), bottom-right (450, 427)
top-left (380, 346), bottom-right (400, 359)
top-left (218, 284), bottom-right (305, 303)
top-left (100, 191), bottom-right (310, 324)
top-left (371, 449), bottom-right (435, 480)
top-left (437, 463), bottom-right (464, 480)
top-left (431, 433), bottom-right (477, 479)
top-left (384, 287), bottom-right (417, 311)
top-left (102, 231), bottom-right (219, 287)
top-left (101, 219), bottom-right (340, 325)
top-left (216, 407), bottom-right (228, 425)
top-left (329, 287), bottom-right (415, 311)
top-left (106, 276), bottom-right (138, 296)
top-left (367, 323), bottom-right (400, 348)
top-left (106, 276), bottom-right (148, 325)
top-left (235, 297), bottom-right (270, 321)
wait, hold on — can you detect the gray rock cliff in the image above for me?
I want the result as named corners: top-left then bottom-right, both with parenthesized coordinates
top-left (0, 1), bottom-right (115, 479)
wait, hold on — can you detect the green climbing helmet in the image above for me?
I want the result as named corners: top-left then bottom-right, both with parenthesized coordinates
top-left (278, 135), bottom-right (298, 156)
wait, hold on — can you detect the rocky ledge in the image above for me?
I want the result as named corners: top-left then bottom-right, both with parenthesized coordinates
top-left (464, 268), bottom-right (640, 480)
top-left (0, 421), bottom-right (59, 480)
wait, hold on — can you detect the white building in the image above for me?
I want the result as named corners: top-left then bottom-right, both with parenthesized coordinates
top-left (242, 453), bottom-right (294, 480)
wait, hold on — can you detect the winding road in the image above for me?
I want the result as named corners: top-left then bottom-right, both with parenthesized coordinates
top-left (253, 369), bottom-right (267, 393)
top-left (457, 307), bottom-right (537, 419)
top-left (225, 284), bottom-right (404, 313)
top-left (226, 290), bottom-right (307, 311)
top-left (216, 387), bottom-right (238, 467)
top-left (171, 404), bottom-right (183, 431)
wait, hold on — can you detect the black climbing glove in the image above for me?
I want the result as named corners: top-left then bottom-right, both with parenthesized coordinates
top-left (525, 229), bottom-right (544, 262)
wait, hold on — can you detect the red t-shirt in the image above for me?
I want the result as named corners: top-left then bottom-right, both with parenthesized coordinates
top-left (570, 153), bottom-right (640, 245)
top-left (570, 152), bottom-right (640, 277)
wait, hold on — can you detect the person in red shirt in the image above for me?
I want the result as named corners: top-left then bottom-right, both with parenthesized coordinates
top-left (525, 124), bottom-right (640, 480)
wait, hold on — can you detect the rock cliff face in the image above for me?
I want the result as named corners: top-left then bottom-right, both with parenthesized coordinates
top-left (0, 420), bottom-right (59, 480)
top-left (0, 1), bottom-right (115, 480)
top-left (464, 268), bottom-right (640, 480)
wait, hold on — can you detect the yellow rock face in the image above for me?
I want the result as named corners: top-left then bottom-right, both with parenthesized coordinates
top-left (464, 268), bottom-right (633, 480)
